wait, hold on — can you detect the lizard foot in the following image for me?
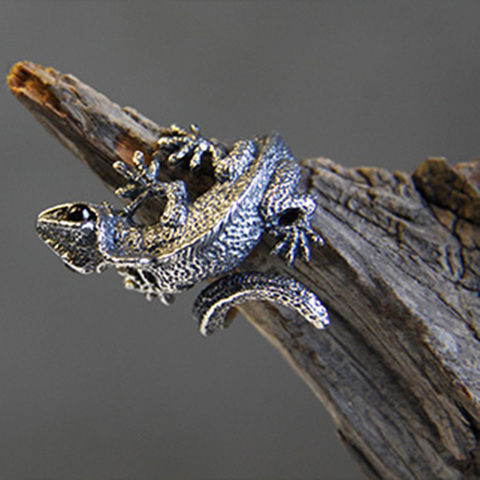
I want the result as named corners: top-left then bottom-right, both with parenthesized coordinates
top-left (157, 123), bottom-right (227, 170)
top-left (270, 220), bottom-right (324, 266)
top-left (267, 194), bottom-right (324, 266)
top-left (113, 150), bottom-right (163, 217)
top-left (193, 272), bottom-right (329, 336)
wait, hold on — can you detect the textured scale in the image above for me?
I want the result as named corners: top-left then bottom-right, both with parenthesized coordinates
top-left (36, 125), bottom-right (329, 335)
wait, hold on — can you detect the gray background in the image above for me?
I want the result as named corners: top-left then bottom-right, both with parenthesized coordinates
top-left (1, 2), bottom-right (480, 479)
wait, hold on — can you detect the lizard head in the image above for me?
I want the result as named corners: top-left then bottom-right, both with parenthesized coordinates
top-left (36, 202), bottom-right (113, 274)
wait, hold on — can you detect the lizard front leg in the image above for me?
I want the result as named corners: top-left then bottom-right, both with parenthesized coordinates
top-left (113, 150), bottom-right (188, 226)
top-left (193, 272), bottom-right (329, 336)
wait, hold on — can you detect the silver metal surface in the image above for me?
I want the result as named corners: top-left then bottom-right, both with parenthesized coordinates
top-left (36, 126), bottom-right (329, 334)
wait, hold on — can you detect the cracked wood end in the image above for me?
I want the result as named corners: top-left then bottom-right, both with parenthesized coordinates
top-left (8, 60), bottom-right (480, 480)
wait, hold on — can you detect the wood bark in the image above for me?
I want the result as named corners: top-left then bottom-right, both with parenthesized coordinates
top-left (8, 61), bottom-right (480, 480)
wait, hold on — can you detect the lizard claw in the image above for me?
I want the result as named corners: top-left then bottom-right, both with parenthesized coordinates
top-left (270, 222), bottom-right (323, 266)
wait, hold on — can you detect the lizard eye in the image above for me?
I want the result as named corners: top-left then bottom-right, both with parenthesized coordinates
top-left (66, 205), bottom-right (95, 222)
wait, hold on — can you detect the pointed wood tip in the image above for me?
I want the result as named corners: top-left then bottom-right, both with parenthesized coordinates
top-left (7, 61), bottom-right (66, 118)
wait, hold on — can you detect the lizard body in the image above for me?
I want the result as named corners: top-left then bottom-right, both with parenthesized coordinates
top-left (36, 125), bottom-right (329, 335)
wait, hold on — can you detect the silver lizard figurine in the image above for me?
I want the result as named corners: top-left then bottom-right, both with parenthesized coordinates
top-left (36, 124), bottom-right (329, 335)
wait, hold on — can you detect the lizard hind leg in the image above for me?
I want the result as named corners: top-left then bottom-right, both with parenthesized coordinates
top-left (266, 193), bottom-right (324, 266)
top-left (261, 157), bottom-right (324, 266)
top-left (193, 272), bottom-right (329, 336)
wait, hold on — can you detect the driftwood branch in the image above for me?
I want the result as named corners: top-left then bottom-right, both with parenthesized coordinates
top-left (8, 61), bottom-right (480, 480)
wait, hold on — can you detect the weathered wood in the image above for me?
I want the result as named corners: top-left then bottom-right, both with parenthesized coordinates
top-left (8, 61), bottom-right (480, 480)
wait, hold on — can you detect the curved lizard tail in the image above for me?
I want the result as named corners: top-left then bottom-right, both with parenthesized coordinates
top-left (194, 272), bottom-right (329, 336)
